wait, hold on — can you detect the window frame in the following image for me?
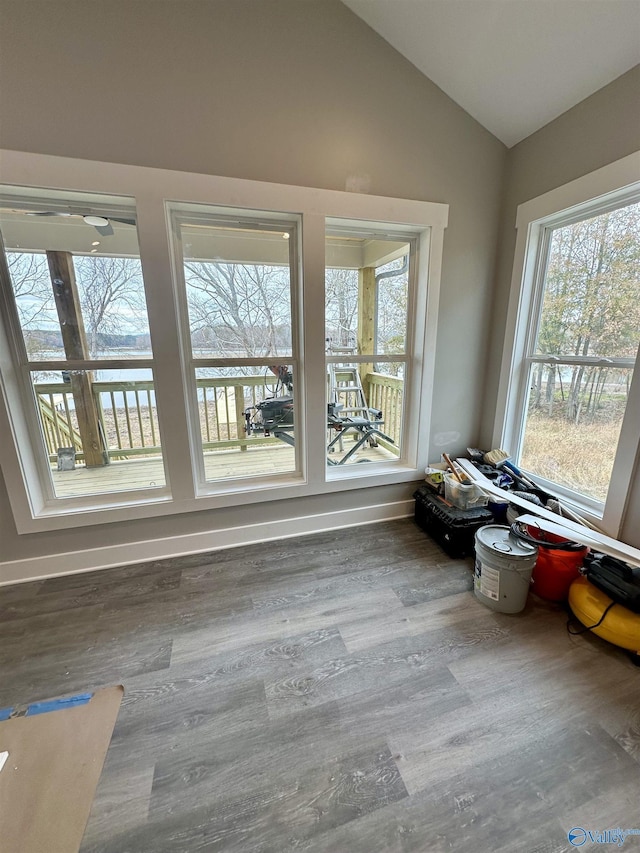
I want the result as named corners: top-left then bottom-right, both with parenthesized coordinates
top-left (169, 206), bottom-right (304, 492)
top-left (324, 221), bottom-right (418, 473)
top-left (0, 199), bottom-right (173, 512)
top-left (0, 150), bottom-right (448, 533)
top-left (494, 151), bottom-right (640, 535)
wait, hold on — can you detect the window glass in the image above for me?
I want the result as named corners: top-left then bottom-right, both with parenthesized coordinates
top-left (5, 252), bottom-right (57, 356)
top-left (517, 199), bottom-right (640, 504)
top-left (325, 235), bottom-right (409, 355)
top-left (173, 209), bottom-right (300, 485)
top-left (182, 222), bottom-right (293, 359)
top-left (326, 360), bottom-right (403, 465)
top-left (325, 224), bottom-right (410, 469)
top-left (375, 258), bottom-right (409, 357)
top-left (520, 363), bottom-right (632, 502)
top-left (0, 202), bottom-right (149, 360)
top-left (535, 203), bottom-right (640, 359)
top-left (325, 265), bottom-right (358, 353)
top-left (0, 190), bottom-right (166, 502)
top-left (195, 365), bottom-right (296, 481)
top-left (33, 367), bottom-right (165, 498)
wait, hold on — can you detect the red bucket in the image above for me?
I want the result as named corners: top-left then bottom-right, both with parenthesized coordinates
top-left (512, 523), bottom-right (589, 602)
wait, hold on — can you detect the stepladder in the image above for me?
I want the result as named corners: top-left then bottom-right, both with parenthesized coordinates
top-left (327, 363), bottom-right (388, 456)
top-left (327, 364), bottom-right (373, 421)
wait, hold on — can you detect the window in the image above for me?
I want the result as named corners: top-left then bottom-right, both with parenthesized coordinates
top-left (325, 222), bottom-right (413, 469)
top-left (496, 155), bottom-right (640, 532)
top-left (0, 151), bottom-right (447, 532)
top-left (520, 203), bottom-right (639, 502)
top-left (170, 208), bottom-right (300, 486)
top-left (0, 190), bottom-right (167, 503)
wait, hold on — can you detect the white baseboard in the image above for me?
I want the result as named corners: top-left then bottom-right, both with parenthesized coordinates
top-left (0, 499), bottom-right (414, 587)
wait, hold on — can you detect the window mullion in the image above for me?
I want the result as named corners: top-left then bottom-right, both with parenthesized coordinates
top-left (301, 214), bottom-right (327, 487)
top-left (135, 196), bottom-right (195, 501)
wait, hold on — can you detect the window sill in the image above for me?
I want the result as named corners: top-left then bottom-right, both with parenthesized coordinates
top-left (13, 462), bottom-right (423, 534)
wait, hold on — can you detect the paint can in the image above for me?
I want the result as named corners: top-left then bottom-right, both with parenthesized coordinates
top-left (474, 525), bottom-right (538, 613)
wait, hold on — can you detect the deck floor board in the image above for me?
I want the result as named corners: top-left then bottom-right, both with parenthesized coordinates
top-left (51, 442), bottom-right (396, 497)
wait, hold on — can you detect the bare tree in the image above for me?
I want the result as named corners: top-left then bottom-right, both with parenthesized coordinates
top-left (325, 267), bottom-right (358, 349)
top-left (73, 256), bottom-right (149, 356)
top-left (376, 259), bottom-right (408, 359)
top-left (185, 261), bottom-right (291, 357)
top-left (534, 202), bottom-right (639, 422)
top-left (7, 251), bottom-right (55, 332)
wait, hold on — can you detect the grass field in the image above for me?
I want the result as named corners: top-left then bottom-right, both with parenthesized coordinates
top-left (520, 412), bottom-right (624, 502)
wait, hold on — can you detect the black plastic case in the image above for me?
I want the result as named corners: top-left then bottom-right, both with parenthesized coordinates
top-left (413, 485), bottom-right (494, 558)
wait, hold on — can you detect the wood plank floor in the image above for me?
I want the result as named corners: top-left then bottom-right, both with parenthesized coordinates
top-left (1, 519), bottom-right (639, 852)
top-left (50, 441), bottom-right (397, 497)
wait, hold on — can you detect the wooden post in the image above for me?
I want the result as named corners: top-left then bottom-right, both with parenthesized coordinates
top-left (234, 385), bottom-right (247, 451)
top-left (357, 267), bottom-right (376, 399)
top-left (47, 251), bottom-right (107, 468)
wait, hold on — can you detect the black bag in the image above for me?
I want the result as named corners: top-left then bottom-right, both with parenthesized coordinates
top-left (583, 553), bottom-right (640, 614)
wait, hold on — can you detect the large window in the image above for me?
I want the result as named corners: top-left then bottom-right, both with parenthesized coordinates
top-left (0, 151), bottom-right (447, 532)
top-left (520, 203), bottom-right (639, 502)
top-left (0, 190), bottom-right (166, 502)
top-left (170, 209), bottom-right (300, 487)
top-left (325, 222), bottom-right (413, 470)
top-left (497, 158), bottom-right (640, 531)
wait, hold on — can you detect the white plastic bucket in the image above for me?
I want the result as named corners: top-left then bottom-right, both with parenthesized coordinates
top-left (474, 524), bottom-right (538, 613)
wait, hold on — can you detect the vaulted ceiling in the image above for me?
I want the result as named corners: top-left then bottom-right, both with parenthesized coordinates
top-left (342, 0), bottom-right (640, 147)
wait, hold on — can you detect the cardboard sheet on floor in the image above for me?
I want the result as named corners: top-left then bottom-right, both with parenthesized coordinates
top-left (0, 684), bottom-right (123, 853)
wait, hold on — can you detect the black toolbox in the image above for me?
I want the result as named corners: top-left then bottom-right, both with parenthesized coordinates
top-left (413, 485), bottom-right (494, 558)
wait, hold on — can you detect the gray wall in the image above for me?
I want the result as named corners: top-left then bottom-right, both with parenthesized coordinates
top-left (0, 0), bottom-right (505, 562)
top-left (481, 65), bottom-right (640, 546)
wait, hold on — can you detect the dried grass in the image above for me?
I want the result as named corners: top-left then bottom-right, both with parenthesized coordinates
top-left (520, 412), bottom-right (624, 502)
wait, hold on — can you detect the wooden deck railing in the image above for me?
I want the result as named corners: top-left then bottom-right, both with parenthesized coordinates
top-left (35, 372), bottom-right (403, 462)
top-left (35, 375), bottom-right (284, 462)
top-left (367, 372), bottom-right (403, 451)
top-left (38, 391), bottom-right (84, 456)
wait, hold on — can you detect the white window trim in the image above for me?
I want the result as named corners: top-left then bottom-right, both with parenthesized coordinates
top-left (494, 151), bottom-right (640, 536)
top-left (324, 221), bottom-right (419, 476)
top-left (168, 207), bottom-right (304, 494)
top-left (0, 149), bottom-right (448, 533)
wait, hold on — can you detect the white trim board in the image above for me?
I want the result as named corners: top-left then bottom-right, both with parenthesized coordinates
top-left (514, 152), bottom-right (640, 228)
top-left (0, 499), bottom-right (414, 587)
top-left (516, 513), bottom-right (640, 566)
top-left (0, 149), bottom-right (448, 534)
